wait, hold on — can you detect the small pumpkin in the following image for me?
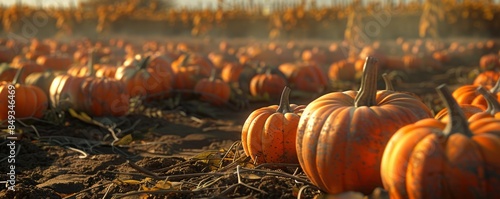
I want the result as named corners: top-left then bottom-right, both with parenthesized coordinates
top-left (479, 53), bottom-right (500, 71)
top-left (471, 78), bottom-right (500, 110)
top-left (242, 86), bottom-right (305, 164)
top-left (115, 56), bottom-right (172, 101)
top-left (473, 71), bottom-right (500, 87)
top-left (278, 62), bottom-right (328, 93)
top-left (296, 57), bottom-right (433, 195)
top-left (468, 86), bottom-right (500, 121)
top-left (0, 46), bottom-right (16, 63)
top-left (0, 63), bottom-right (18, 82)
top-left (249, 68), bottom-right (287, 99)
top-left (36, 54), bottom-right (73, 71)
top-left (193, 68), bottom-right (231, 106)
top-left (0, 67), bottom-right (48, 120)
top-left (328, 58), bottom-right (356, 81)
top-left (79, 77), bottom-right (130, 117)
top-left (381, 84), bottom-right (500, 199)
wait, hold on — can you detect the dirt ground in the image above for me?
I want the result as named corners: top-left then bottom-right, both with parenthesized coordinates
top-left (0, 36), bottom-right (487, 199)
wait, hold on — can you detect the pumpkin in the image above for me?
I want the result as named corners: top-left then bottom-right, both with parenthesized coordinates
top-left (468, 86), bottom-right (500, 121)
top-left (171, 53), bottom-right (213, 90)
top-left (36, 54), bottom-right (73, 71)
top-left (50, 73), bottom-right (89, 111)
top-left (471, 78), bottom-right (500, 110)
top-left (0, 63), bottom-right (18, 82)
top-left (242, 86), bottom-right (305, 164)
top-left (0, 68), bottom-right (48, 120)
top-left (0, 46), bottom-right (16, 63)
top-left (296, 57), bottom-right (433, 194)
top-left (115, 56), bottom-right (172, 101)
top-left (220, 62), bottom-right (244, 83)
top-left (328, 59), bottom-right (356, 81)
top-left (434, 104), bottom-right (483, 122)
top-left (401, 55), bottom-right (424, 70)
top-left (11, 62), bottom-right (46, 81)
top-left (193, 68), bottom-right (231, 106)
top-left (249, 68), bottom-right (287, 99)
top-left (479, 53), bottom-right (500, 71)
top-left (67, 50), bottom-right (100, 77)
top-left (79, 77), bottom-right (130, 117)
top-left (473, 71), bottom-right (500, 87)
top-left (278, 62), bottom-right (328, 93)
top-left (380, 84), bottom-right (500, 199)
top-left (95, 64), bottom-right (118, 78)
top-left (25, 70), bottom-right (65, 99)
top-left (382, 73), bottom-right (394, 91)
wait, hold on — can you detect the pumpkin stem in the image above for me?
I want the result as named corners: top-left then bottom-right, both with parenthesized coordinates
top-left (276, 86), bottom-right (293, 114)
top-left (490, 78), bottom-right (500, 94)
top-left (477, 86), bottom-right (500, 115)
top-left (436, 84), bottom-right (473, 138)
top-left (208, 67), bottom-right (217, 82)
top-left (139, 56), bottom-right (151, 70)
top-left (355, 57), bottom-right (379, 107)
top-left (382, 73), bottom-right (394, 91)
top-left (86, 49), bottom-right (95, 77)
top-left (180, 53), bottom-right (191, 67)
top-left (12, 67), bottom-right (25, 85)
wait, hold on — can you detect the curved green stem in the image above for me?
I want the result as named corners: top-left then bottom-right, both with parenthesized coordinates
top-left (209, 67), bottom-right (217, 82)
top-left (355, 57), bottom-right (379, 107)
top-left (12, 67), bottom-right (25, 85)
top-left (490, 78), bottom-right (500, 94)
top-left (382, 73), bottom-right (394, 91)
top-left (276, 86), bottom-right (292, 114)
top-left (139, 56), bottom-right (152, 70)
top-left (477, 86), bottom-right (500, 115)
top-left (436, 84), bottom-right (473, 138)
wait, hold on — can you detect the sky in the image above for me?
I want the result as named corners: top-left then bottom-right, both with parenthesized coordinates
top-left (0, 0), bottom-right (355, 9)
top-left (2, 0), bottom-right (500, 9)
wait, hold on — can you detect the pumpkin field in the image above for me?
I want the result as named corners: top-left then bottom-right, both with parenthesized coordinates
top-left (1, 0), bottom-right (500, 198)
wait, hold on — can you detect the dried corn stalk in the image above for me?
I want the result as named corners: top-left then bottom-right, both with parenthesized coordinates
top-left (344, 0), bottom-right (363, 57)
top-left (419, 0), bottom-right (445, 39)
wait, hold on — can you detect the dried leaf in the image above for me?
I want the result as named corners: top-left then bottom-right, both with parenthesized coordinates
top-left (114, 179), bottom-right (142, 185)
top-left (114, 134), bottom-right (134, 146)
top-left (239, 173), bottom-right (264, 180)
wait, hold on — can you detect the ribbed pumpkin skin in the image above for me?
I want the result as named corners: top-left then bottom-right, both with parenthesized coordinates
top-left (50, 74), bottom-right (88, 110)
top-left (0, 81), bottom-right (48, 120)
top-left (381, 118), bottom-right (500, 199)
top-left (242, 103), bottom-right (305, 164)
top-left (249, 73), bottom-right (287, 98)
top-left (81, 78), bottom-right (129, 117)
top-left (296, 90), bottom-right (433, 194)
top-left (194, 78), bottom-right (231, 106)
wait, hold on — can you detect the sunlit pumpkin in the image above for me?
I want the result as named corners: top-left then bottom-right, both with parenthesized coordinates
top-left (242, 86), bottom-right (305, 164)
top-left (381, 84), bottom-right (500, 199)
top-left (296, 57), bottom-right (433, 194)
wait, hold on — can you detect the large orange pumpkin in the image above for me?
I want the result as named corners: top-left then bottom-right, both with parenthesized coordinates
top-left (296, 57), bottom-right (433, 194)
top-left (0, 68), bottom-right (48, 120)
top-left (381, 84), bottom-right (500, 199)
top-left (242, 86), bottom-right (305, 164)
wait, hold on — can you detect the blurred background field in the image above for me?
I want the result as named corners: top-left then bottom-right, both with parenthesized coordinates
top-left (1, 0), bottom-right (499, 40)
